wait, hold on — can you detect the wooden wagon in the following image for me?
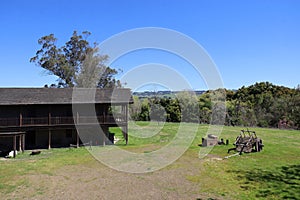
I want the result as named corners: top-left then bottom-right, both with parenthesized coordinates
top-left (228, 129), bottom-right (264, 155)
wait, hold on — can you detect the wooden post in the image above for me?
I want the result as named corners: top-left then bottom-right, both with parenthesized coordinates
top-left (13, 135), bottom-right (16, 158)
top-left (19, 135), bottom-right (22, 151)
top-left (121, 105), bottom-right (124, 118)
top-left (19, 112), bottom-right (22, 127)
top-left (103, 133), bottom-right (106, 146)
top-left (103, 111), bottom-right (106, 123)
top-left (76, 131), bottom-right (79, 148)
top-left (122, 126), bottom-right (128, 145)
top-left (48, 129), bottom-right (51, 149)
top-left (103, 127), bottom-right (106, 146)
top-left (22, 134), bottom-right (25, 152)
top-left (48, 108), bottom-right (51, 125)
top-left (76, 112), bottom-right (79, 124)
top-left (125, 104), bottom-right (128, 118)
top-left (126, 126), bottom-right (128, 145)
top-left (125, 105), bottom-right (128, 145)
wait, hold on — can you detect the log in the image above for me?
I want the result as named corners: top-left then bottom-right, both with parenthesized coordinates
top-left (30, 150), bottom-right (41, 155)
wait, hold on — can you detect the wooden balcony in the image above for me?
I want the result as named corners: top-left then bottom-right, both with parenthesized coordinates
top-left (0, 114), bottom-right (126, 128)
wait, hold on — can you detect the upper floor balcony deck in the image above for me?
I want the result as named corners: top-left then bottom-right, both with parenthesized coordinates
top-left (0, 114), bottom-right (126, 128)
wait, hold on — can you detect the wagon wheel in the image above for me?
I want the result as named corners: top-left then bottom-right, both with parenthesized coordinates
top-left (259, 139), bottom-right (263, 151)
top-left (255, 141), bottom-right (260, 152)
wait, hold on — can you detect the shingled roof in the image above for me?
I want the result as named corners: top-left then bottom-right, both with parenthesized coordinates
top-left (0, 88), bottom-right (133, 105)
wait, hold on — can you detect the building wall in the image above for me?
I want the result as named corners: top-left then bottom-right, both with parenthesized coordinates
top-left (50, 129), bottom-right (74, 147)
top-left (35, 130), bottom-right (48, 148)
top-left (76, 126), bottom-right (109, 146)
top-left (0, 103), bottom-right (126, 153)
top-left (21, 129), bottom-right (78, 149)
top-left (0, 137), bottom-right (13, 149)
top-left (0, 105), bottom-right (20, 118)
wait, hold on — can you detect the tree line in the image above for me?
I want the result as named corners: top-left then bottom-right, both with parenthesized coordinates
top-left (129, 82), bottom-right (300, 129)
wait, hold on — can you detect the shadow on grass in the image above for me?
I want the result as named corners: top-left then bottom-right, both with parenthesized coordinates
top-left (229, 164), bottom-right (300, 199)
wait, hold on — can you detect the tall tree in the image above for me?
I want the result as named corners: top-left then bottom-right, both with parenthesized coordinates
top-left (30, 31), bottom-right (120, 88)
top-left (129, 96), bottom-right (142, 121)
top-left (150, 102), bottom-right (166, 122)
top-left (176, 91), bottom-right (199, 123)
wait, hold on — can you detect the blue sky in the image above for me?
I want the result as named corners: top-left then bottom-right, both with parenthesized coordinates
top-left (0, 0), bottom-right (299, 91)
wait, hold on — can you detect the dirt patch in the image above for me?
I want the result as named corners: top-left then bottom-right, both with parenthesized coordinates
top-left (205, 154), bottom-right (224, 161)
top-left (21, 165), bottom-right (198, 200)
top-left (2, 159), bottom-right (225, 200)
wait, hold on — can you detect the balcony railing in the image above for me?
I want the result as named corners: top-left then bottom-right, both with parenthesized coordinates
top-left (0, 114), bottom-right (126, 127)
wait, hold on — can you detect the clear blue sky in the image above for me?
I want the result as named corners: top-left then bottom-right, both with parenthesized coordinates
top-left (0, 0), bottom-right (299, 90)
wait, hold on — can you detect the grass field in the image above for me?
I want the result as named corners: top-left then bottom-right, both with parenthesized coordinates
top-left (0, 122), bottom-right (299, 199)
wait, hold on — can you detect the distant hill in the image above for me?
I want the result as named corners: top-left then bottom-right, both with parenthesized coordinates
top-left (132, 90), bottom-right (206, 98)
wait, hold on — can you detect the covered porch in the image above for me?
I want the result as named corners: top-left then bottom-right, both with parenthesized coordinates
top-left (0, 132), bottom-right (25, 158)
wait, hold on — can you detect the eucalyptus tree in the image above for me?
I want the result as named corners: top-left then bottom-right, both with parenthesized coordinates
top-left (30, 31), bottom-right (120, 88)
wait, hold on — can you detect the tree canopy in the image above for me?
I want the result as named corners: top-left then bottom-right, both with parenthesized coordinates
top-left (130, 82), bottom-right (300, 129)
top-left (30, 31), bottom-right (121, 88)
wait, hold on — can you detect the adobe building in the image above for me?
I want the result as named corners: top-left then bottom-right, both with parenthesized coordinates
top-left (0, 88), bottom-right (133, 155)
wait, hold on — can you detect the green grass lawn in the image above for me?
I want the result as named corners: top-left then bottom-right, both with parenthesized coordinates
top-left (114, 122), bottom-right (300, 199)
top-left (0, 122), bottom-right (299, 199)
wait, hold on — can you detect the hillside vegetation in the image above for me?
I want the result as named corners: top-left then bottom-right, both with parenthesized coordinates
top-left (130, 82), bottom-right (300, 129)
